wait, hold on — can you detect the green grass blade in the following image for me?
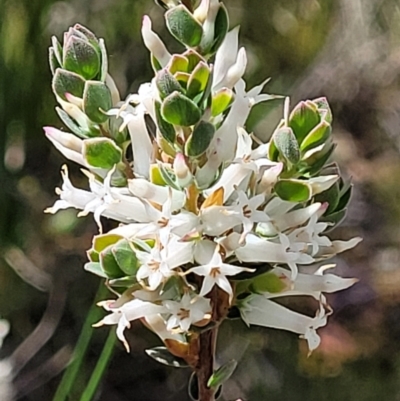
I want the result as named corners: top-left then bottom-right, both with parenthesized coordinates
top-left (52, 283), bottom-right (107, 401)
top-left (79, 329), bottom-right (116, 401)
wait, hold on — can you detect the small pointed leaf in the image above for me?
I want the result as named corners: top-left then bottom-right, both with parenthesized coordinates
top-left (83, 81), bottom-right (112, 123)
top-left (166, 5), bottom-right (203, 47)
top-left (52, 68), bottom-right (85, 101)
top-left (207, 360), bottom-right (237, 388)
top-left (156, 69), bottom-right (184, 99)
top-left (83, 137), bottom-right (122, 169)
top-left (168, 54), bottom-right (189, 74)
top-left (161, 91), bottom-right (201, 126)
top-left (187, 61), bottom-right (210, 98)
top-left (63, 36), bottom-right (100, 80)
top-left (211, 88), bottom-right (234, 116)
top-left (209, 4), bottom-right (229, 55)
top-left (84, 262), bottom-right (107, 278)
top-left (155, 100), bottom-right (176, 144)
top-left (145, 346), bottom-right (189, 368)
top-left (275, 179), bottom-right (312, 202)
top-left (99, 245), bottom-right (124, 279)
top-left (250, 272), bottom-right (287, 294)
top-left (185, 121), bottom-right (215, 157)
top-left (111, 239), bottom-right (139, 276)
top-left (300, 120), bottom-right (331, 153)
top-left (289, 101), bottom-right (320, 144)
top-left (273, 127), bottom-right (300, 165)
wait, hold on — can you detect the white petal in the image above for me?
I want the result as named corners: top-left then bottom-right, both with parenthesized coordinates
top-left (200, 275), bottom-right (216, 296)
top-left (213, 27), bottom-right (240, 89)
top-left (241, 296), bottom-right (327, 351)
top-left (194, 240), bottom-right (217, 265)
top-left (141, 16), bottom-right (171, 67)
top-left (127, 114), bottom-right (152, 179)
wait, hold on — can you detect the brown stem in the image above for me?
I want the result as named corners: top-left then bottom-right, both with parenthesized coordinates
top-left (196, 327), bottom-right (217, 401)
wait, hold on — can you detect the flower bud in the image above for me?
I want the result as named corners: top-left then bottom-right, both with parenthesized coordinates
top-left (173, 153), bottom-right (193, 188)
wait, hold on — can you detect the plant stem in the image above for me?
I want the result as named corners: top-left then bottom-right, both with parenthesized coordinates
top-left (196, 327), bottom-right (217, 401)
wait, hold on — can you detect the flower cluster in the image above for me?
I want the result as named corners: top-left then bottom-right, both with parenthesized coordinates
top-left (45, 0), bottom-right (359, 372)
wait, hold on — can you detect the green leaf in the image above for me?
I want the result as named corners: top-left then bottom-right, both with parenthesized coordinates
top-left (313, 97), bottom-right (332, 124)
top-left (289, 101), bottom-right (320, 144)
top-left (300, 120), bottom-right (331, 153)
top-left (274, 179), bottom-right (312, 202)
top-left (166, 5), bottom-right (203, 47)
top-left (51, 36), bottom-right (63, 65)
top-left (337, 182), bottom-right (352, 211)
top-left (273, 127), bottom-right (300, 164)
top-left (168, 54), bottom-right (189, 74)
top-left (155, 100), bottom-right (176, 144)
top-left (55, 107), bottom-right (91, 139)
top-left (156, 69), bottom-right (184, 99)
top-left (186, 61), bottom-right (210, 98)
top-left (161, 91), bottom-right (201, 126)
top-left (183, 49), bottom-right (204, 72)
top-left (83, 137), bottom-right (122, 169)
top-left (52, 68), bottom-right (85, 101)
top-left (83, 81), bottom-right (112, 124)
top-left (211, 88), bottom-right (234, 116)
top-left (145, 346), bottom-right (189, 368)
top-left (158, 163), bottom-right (181, 190)
top-left (185, 121), bottom-right (215, 157)
top-left (320, 208), bottom-right (347, 229)
top-left (111, 239), bottom-right (139, 276)
top-left (209, 4), bottom-right (229, 55)
top-left (304, 143), bottom-right (335, 176)
top-left (108, 276), bottom-right (138, 288)
top-left (63, 36), bottom-right (100, 80)
top-left (314, 181), bottom-right (340, 214)
top-left (207, 360), bottom-right (237, 388)
top-left (49, 48), bottom-right (61, 75)
top-left (99, 245), bottom-right (124, 279)
top-left (150, 164), bottom-right (168, 186)
top-left (93, 233), bottom-right (122, 253)
top-left (84, 262), bottom-right (107, 278)
top-left (250, 272), bottom-right (287, 294)
top-left (73, 24), bottom-right (99, 48)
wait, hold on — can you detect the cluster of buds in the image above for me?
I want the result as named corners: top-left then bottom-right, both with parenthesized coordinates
top-left (44, 0), bottom-right (360, 397)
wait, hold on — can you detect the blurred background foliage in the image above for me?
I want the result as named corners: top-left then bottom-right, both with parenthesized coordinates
top-left (1, 0), bottom-right (400, 400)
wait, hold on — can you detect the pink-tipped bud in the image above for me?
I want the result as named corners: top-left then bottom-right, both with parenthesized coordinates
top-left (173, 153), bottom-right (193, 188)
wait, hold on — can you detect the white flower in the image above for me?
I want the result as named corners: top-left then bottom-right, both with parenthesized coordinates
top-left (265, 265), bottom-right (358, 300)
top-left (230, 190), bottom-right (270, 241)
top-left (45, 165), bottom-right (154, 231)
top-left (95, 299), bottom-right (167, 351)
top-left (235, 233), bottom-right (314, 279)
top-left (288, 211), bottom-right (331, 256)
top-left (240, 296), bottom-right (327, 352)
top-left (187, 244), bottom-right (254, 302)
top-left (164, 293), bottom-right (211, 332)
top-left (141, 16), bottom-right (171, 67)
top-left (44, 127), bottom-right (85, 167)
top-left (136, 235), bottom-right (194, 290)
top-left (213, 27), bottom-right (247, 91)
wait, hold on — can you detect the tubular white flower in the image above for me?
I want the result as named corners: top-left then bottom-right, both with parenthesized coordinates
top-left (187, 244), bottom-right (254, 302)
top-left (141, 16), bottom-right (171, 67)
top-left (230, 191), bottom-right (271, 241)
top-left (44, 127), bottom-right (86, 167)
top-left (164, 293), bottom-right (211, 332)
top-left (95, 299), bottom-right (167, 351)
top-left (240, 296), bottom-right (327, 352)
top-left (235, 233), bottom-right (314, 279)
top-left (45, 166), bottom-right (155, 231)
top-left (136, 235), bottom-right (194, 290)
top-left (263, 266), bottom-right (358, 300)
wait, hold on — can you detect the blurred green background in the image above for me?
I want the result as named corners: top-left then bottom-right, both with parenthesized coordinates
top-left (1, 0), bottom-right (400, 400)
